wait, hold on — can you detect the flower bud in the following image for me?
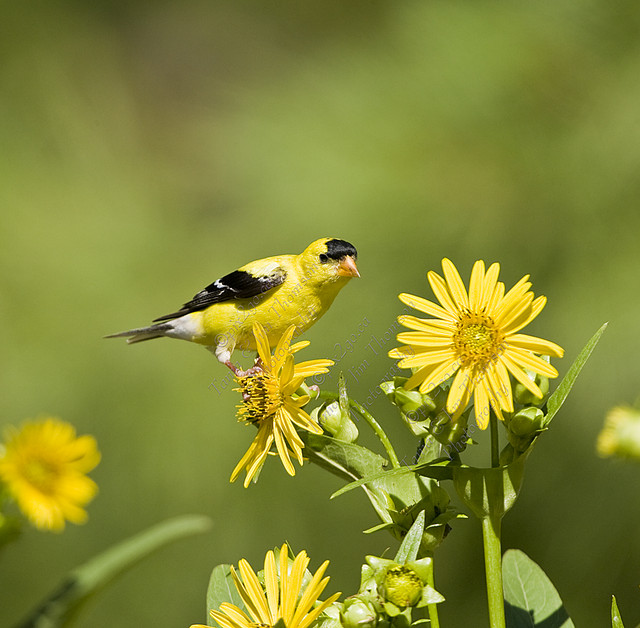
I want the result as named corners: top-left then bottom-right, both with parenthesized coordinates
top-left (340, 597), bottom-right (379, 628)
top-left (507, 407), bottom-right (545, 437)
top-left (505, 406), bottom-right (545, 452)
top-left (394, 388), bottom-right (427, 415)
top-left (380, 566), bottom-right (423, 609)
top-left (514, 371), bottom-right (549, 406)
top-left (313, 401), bottom-right (359, 443)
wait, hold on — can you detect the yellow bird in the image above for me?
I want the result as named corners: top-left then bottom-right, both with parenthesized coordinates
top-left (107, 237), bottom-right (359, 374)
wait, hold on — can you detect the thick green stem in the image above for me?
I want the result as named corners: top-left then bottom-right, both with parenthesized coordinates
top-left (482, 515), bottom-right (506, 628)
top-left (425, 556), bottom-right (441, 628)
top-left (318, 391), bottom-right (401, 468)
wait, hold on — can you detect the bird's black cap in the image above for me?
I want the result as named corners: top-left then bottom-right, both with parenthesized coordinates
top-left (325, 238), bottom-right (357, 261)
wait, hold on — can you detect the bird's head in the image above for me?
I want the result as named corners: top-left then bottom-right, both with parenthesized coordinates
top-left (299, 238), bottom-right (360, 286)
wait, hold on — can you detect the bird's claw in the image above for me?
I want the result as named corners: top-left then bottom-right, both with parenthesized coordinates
top-left (225, 357), bottom-right (265, 378)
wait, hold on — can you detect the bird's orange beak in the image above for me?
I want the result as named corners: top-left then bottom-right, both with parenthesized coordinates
top-left (337, 256), bottom-right (360, 278)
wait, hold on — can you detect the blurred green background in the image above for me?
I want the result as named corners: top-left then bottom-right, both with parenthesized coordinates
top-left (2, 1), bottom-right (640, 626)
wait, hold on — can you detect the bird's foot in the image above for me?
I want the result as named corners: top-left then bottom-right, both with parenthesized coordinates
top-left (240, 364), bottom-right (264, 377)
top-left (224, 361), bottom-right (243, 376)
top-left (226, 359), bottom-right (265, 379)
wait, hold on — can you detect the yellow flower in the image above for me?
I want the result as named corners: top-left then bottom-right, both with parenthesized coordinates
top-left (389, 259), bottom-right (564, 429)
top-left (597, 405), bottom-right (640, 461)
top-left (0, 417), bottom-right (100, 531)
top-left (231, 323), bottom-right (333, 487)
top-left (191, 545), bottom-right (340, 628)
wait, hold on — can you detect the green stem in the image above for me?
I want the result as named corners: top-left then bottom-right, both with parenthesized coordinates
top-left (489, 412), bottom-right (500, 468)
top-left (425, 555), bottom-right (441, 628)
top-left (482, 514), bottom-right (506, 628)
top-left (318, 391), bottom-right (401, 468)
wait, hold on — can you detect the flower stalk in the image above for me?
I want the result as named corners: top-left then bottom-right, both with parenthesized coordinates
top-left (425, 555), bottom-right (441, 628)
top-left (319, 391), bottom-right (401, 468)
top-left (482, 514), bottom-right (506, 628)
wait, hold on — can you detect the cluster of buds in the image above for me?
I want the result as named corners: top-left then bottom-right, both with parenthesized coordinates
top-left (500, 370), bottom-right (550, 459)
top-left (381, 377), bottom-right (472, 455)
top-left (332, 555), bottom-right (443, 628)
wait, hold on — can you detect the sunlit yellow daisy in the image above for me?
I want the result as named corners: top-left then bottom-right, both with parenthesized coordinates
top-left (231, 323), bottom-right (333, 487)
top-left (0, 417), bottom-right (100, 531)
top-left (389, 259), bottom-right (564, 429)
top-left (191, 545), bottom-right (340, 628)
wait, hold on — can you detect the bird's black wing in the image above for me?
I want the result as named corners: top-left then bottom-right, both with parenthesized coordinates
top-left (153, 267), bottom-right (287, 322)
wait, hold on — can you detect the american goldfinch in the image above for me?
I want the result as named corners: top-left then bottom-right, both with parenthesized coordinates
top-left (107, 237), bottom-right (359, 373)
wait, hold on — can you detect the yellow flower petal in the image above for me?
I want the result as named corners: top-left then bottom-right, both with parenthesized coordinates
top-left (397, 332), bottom-right (453, 347)
top-left (474, 379), bottom-right (491, 430)
top-left (264, 550), bottom-right (279, 620)
top-left (504, 295), bottom-right (546, 334)
top-left (507, 347), bottom-right (559, 378)
top-left (500, 353), bottom-right (543, 399)
top-left (507, 333), bottom-right (564, 358)
top-left (417, 356), bottom-right (461, 394)
top-left (442, 257), bottom-right (470, 310)
top-left (397, 315), bottom-right (455, 334)
top-left (398, 292), bottom-right (455, 321)
top-left (273, 325), bottom-right (296, 373)
top-left (428, 270), bottom-right (460, 316)
top-left (468, 260), bottom-right (486, 312)
top-left (446, 366), bottom-right (472, 414)
top-left (253, 322), bottom-right (273, 370)
top-left (398, 348), bottom-right (454, 370)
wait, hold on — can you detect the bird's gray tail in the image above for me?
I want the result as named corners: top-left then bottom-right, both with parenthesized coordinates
top-left (104, 322), bottom-right (173, 344)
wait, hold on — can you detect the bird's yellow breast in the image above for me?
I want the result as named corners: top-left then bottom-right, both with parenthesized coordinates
top-left (193, 258), bottom-right (350, 352)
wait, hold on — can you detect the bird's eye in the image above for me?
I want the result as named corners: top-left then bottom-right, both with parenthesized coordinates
top-left (319, 253), bottom-right (329, 263)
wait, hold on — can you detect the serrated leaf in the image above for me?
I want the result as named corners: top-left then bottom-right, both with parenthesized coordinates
top-left (15, 515), bottom-right (212, 628)
top-left (545, 323), bottom-right (607, 425)
top-left (394, 511), bottom-right (425, 563)
top-left (503, 549), bottom-right (574, 628)
top-left (611, 595), bottom-right (625, 628)
top-left (206, 564), bottom-right (244, 626)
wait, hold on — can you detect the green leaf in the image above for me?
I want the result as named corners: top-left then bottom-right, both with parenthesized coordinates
top-left (330, 465), bottom-right (413, 499)
top-left (453, 449), bottom-right (530, 519)
top-left (611, 595), bottom-right (625, 628)
top-left (303, 433), bottom-right (393, 524)
top-left (545, 323), bottom-right (607, 425)
top-left (16, 514), bottom-right (212, 628)
top-left (412, 458), bottom-right (458, 481)
top-left (394, 510), bottom-right (425, 563)
top-left (503, 549), bottom-right (574, 628)
top-left (206, 564), bottom-right (245, 626)
top-left (304, 433), bottom-right (389, 484)
top-left (415, 434), bottom-right (444, 466)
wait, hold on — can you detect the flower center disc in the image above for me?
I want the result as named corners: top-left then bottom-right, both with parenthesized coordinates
top-left (453, 315), bottom-right (503, 366)
top-left (22, 457), bottom-right (60, 494)
top-left (238, 373), bottom-right (282, 423)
